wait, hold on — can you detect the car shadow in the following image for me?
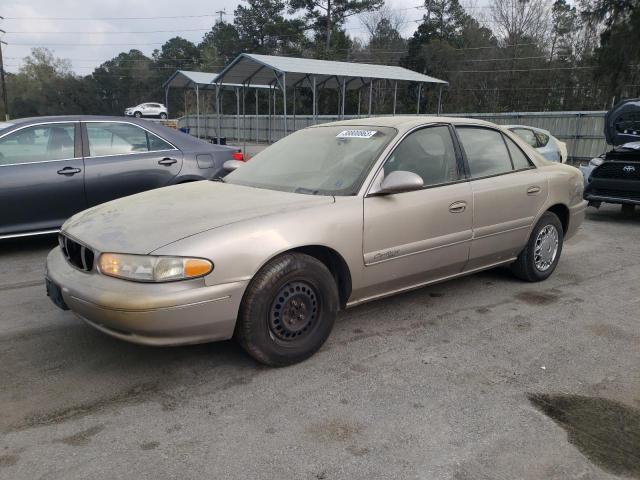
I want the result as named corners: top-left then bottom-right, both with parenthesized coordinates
top-left (586, 205), bottom-right (640, 224)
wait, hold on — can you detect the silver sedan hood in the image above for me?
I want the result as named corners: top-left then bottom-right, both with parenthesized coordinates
top-left (62, 181), bottom-right (334, 254)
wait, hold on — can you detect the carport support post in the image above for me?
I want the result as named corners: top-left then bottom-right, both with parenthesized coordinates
top-left (292, 85), bottom-right (296, 131)
top-left (437, 86), bottom-right (443, 115)
top-left (341, 78), bottom-right (346, 119)
top-left (255, 89), bottom-right (259, 143)
top-left (195, 84), bottom-right (200, 139)
top-left (268, 86), bottom-right (272, 143)
top-left (312, 76), bottom-right (317, 124)
top-left (393, 81), bottom-right (397, 115)
top-left (165, 85), bottom-right (170, 117)
top-left (368, 80), bottom-right (373, 116)
top-left (242, 84), bottom-right (246, 154)
top-left (416, 83), bottom-right (422, 115)
top-left (235, 87), bottom-right (240, 143)
top-left (216, 84), bottom-right (221, 143)
top-left (282, 73), bottom-right (287, 135)
top-left (357, 89), bottom-right (361, 117)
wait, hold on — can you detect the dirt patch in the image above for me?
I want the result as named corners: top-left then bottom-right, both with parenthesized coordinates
top-left (57, 424), bottom-right (105, 447)
top-left (7, 382), bottom-right (159, 432)
top-left (140, 441), bottom-right (160, 451)
top-left (514, 291), bottom-right (559, 306)
top-left (0, 455), bottom-right (18, 468)
top-left (529, 393), bottom-right (640, 478)
top-left (306, 419), bottom-right (364, 442)
top-left (587, 323), bottom-right (637, 342)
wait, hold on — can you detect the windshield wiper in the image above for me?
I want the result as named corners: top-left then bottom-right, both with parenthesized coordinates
top-left (294, 187), bottom-right (319, 195)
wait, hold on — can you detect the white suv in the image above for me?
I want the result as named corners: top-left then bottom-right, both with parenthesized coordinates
top-left (124, 103), bottom-right (168, 119)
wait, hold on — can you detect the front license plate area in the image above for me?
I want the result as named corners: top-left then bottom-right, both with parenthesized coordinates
top-left (46, 278), bottom-right (69, 311)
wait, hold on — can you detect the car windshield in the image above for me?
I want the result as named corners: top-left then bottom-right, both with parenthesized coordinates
top-left (224, 125), bottom-right (397, 196)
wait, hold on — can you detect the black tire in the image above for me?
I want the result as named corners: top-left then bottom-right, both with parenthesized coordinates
top-left (511, 211), bottom-right (564, 282)
top-left (160, 113), bottom-right (167, 119)
top-left (134, 111), bottom-right (142, 118)
top-left (235, 253), bottom-right (339, 367)
top-left (621, 204), bottom-right (635, 215)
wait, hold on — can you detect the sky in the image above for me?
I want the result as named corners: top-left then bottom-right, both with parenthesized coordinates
top-left (0, 0), bottom-right (453, 77)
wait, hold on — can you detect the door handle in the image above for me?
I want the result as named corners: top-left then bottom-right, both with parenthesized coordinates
top-left (57, 167), bottom-right (82, 176)
top-left (158, 157), bottom-right (177, 166)
top-left (449, 201), bottom-right (467, 213)
top-left (527, 185), bottom-right (541, 195)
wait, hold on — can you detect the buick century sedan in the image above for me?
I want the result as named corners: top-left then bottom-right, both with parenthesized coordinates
top-left (46, 116), bottom-right (587, 366)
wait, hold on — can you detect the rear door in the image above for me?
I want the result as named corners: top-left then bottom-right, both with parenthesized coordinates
top-left (0, 122), bottom-right (86, 236)
top-left (82, 121), bottom-right (183, 207)
top-left (455, 126), bottom-right (548, 270)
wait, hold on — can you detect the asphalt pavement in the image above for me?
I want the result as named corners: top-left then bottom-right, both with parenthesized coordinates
top-left (1, 205), bottom-right (639, 480)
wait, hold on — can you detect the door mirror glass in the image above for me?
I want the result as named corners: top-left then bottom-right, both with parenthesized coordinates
top-left (223, 160), bottom-right (244, 172)
top-left (374, 170), bottom-right (424, 194)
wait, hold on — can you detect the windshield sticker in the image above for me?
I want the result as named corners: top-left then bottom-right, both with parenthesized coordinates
top-left (336, 129), bottom-right (378, 139)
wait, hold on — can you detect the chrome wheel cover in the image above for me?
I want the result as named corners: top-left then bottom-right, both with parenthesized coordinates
top-left (534, 224), bottom-right (559, 271)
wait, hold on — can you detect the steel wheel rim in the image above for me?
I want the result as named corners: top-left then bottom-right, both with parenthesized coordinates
top-left (269, 281), bottom-right (319, 342)
top-left (534, 224), bottom-right (559, 271)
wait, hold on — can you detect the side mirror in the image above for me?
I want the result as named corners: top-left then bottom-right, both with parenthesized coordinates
top-left (372, 170), bottom-right (424, 195)
top-left (223, 160), bottom-right (244, 172)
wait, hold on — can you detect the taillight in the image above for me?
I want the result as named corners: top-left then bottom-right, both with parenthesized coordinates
top-left (232, 151), bottom-right (244, 161)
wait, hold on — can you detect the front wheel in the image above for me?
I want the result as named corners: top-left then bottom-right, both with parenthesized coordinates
top-left (159, 112), bottom-right (167, 119)
top-left (511, 211), bottom-right (564, 282)
top-left (134, 111), bottom-right (142, 118)
top-left (235, 253), bottom-right (339, 366)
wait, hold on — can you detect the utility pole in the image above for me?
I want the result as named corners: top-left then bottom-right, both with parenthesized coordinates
top-left (215, 9), bottom-right (226, 24)
top-left (0, 20), bottom-right (7, 121)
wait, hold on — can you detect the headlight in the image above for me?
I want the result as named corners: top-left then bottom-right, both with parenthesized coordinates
top-left (98, 253), bottom-right (213, 282)
top-left (589, 157), bottom-right (604, 167)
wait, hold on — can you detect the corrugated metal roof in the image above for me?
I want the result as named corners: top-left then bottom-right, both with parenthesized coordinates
top-left (214, 53), bottom-right (448, 89)
top-left (163, 70), bottom-right (271, 90)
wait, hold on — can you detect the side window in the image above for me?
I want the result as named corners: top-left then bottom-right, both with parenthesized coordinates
top-left (504, 136), bottom-right (533, 170)
top-left (534, 131), bottom-right (550, 147)
top-left (148, 132), bottom-right (174, 151)
top-left (0, 123), bottom-right (75, 166)
top-left (384, 126), bottom-right (459, 187)
top-left (86, 122), bottom-right (149, 156)
top-left (457, 127), bottom-right (513, 178)
top-left (511, 128), bottom-right (537, 147)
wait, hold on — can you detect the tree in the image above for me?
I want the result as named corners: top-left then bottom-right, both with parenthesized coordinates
top-left (199, 22), bottom-right (243, 66)
top-left (152, 37), bottom-right (201, 71)
top-left (289, 0), bottom-right (383, 54)
top-left (235, 0), bottom-right (307, 55)
top-left (489, 0), bottom-right (550, 45)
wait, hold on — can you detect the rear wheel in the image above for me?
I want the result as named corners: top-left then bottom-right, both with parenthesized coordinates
top-left (235, 253), bottom-right (338, 366)
top-left (511, 211), bottom-right (563, 282)
top-left (621, 204), bottom-right (635, 215)
top-left (159, 112), bottom-right (167, 119)
top-left (134, 111), bottom-right (142, 118)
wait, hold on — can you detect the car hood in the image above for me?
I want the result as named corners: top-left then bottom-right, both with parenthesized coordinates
top-left (62, 181), bottom-right (335, 254)
top-left (605, 98), bottom-right (640, 146)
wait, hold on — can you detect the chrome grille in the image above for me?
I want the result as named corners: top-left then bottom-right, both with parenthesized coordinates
top-left (59, 234), bottom-right (95, 272)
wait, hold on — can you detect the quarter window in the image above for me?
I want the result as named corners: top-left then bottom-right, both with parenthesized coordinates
top-left (534, 131), bottom-right (550, 147)
top-left (457, 127), bottom-right (513, 178)
top-left (86, 122), bottom-right (173, 156)
top-left (505, 136), bottom-right (532, 170)
top-left (384, 126), bottom-right (459, 186)
top-left (0, 123), bottom-right (76, 166)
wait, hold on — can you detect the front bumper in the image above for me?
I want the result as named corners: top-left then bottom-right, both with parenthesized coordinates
top-left (46, 247), bottom-right (247, 346)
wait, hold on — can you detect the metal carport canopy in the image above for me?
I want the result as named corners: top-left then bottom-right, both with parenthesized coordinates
top-left (213, 53), bottom-right (448, 89)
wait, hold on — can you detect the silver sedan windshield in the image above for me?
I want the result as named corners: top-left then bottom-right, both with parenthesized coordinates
top-left (225, 125), bottom-right (397, 195)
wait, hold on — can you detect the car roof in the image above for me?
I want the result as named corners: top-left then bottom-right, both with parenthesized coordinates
top-left (4, 115), bottom-right (161, 125)
top-left (310, 115), bottom-right (500, 132)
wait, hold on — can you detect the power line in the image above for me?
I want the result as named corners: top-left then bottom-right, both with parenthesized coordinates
top-left (5, 28), bottom-right (212, 34)
top-left (3, 13), bottom-right (218, 21)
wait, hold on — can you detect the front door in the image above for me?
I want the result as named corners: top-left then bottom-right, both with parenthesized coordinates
top-left (455, 126), bottom-right (548, 270)
top-left (82, 121), bottom-right (183, 207)
top-left (361, 125), bottom-right (473, 300)
top-left (0, 122), bottom-right (86, 236)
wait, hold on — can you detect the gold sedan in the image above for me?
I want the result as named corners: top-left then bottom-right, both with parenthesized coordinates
top-left (46, 116), bottom-right (587, 366)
